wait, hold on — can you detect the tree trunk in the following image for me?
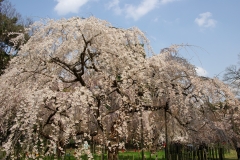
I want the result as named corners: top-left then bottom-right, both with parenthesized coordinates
top-left (107, 149), bottom-right (119, 160)
top-left (56, 140), bottom-right (65, 159)
top-left (57, 148), bottom-right (61, 159)
top-left (107, 122), bottom-right (120, 160)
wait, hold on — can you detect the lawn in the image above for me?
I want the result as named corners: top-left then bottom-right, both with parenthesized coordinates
top-left (118, 150), bottom-right (165, 160)
top-left (224, 149), bottom-right (238, 160)
top-left (47, 149), bottom-right (238, 160)
top-left (0, 149), bottom-right (238, 159)
top-left (62, 150), bottom-right (165, 160)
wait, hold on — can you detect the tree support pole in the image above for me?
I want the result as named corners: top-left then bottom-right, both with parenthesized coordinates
top-left (165, 102), bottom-right (169, 160)
top-left (141, 110), bottom-right (144, 160)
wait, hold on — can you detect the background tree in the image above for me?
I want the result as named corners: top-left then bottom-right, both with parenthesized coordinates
top-left (144, 48), bottom-right (237, 146)
top-left (223, 54), bottom-right (240, 96)
top-left (224, 54), bottom-right (240, 157)
top-left (0, 1), bottom-right (33, 154)
top-left (0, 0), bottom-right (31, 75)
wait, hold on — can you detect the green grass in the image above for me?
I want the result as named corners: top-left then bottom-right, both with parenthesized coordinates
top-left (67, 150), bottom-right (238, 160)
top-left (224, 150), bottom-right (238, 160)
top-left (59, 151), bottom-right (164, 160)
top-left (1, 149), bottom-right (237, 160)
top-left (39, 150), bottom-right (164, 160)
top-left (118, 151), bottom-right (165, 160)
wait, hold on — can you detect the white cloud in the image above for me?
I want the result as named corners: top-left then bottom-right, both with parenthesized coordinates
top-left (196, 66), bottom-right (208, 77)
top-left (125, 0), bottom-right (159, 21)
top-left (54, 0), bottom-right (89, 15)
top-left (195, 12), bottom-right (217, 28)
top-left (106, 0), bottom-right (119, 9)
top-left (160, 0), bottom-right (179, 4)
top-left (106, 0), bottom-right (122, 15)
top-left (106, 0), bottom-right (178, 21)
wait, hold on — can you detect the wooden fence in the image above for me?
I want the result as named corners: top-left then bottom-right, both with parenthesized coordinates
top-left (166, 142), bottom-right (229, 160)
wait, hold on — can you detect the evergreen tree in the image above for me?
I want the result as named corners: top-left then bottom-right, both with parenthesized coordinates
top-left (0, 0), bottom-right (31, 75)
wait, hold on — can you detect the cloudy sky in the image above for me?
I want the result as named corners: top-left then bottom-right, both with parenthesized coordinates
top-left (10, 0), bottom-right (240, 78)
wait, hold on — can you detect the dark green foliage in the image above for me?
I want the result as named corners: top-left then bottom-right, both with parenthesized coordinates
top-left (0, 0), bottom-right (30, 75)
top-left (0, 50), bottom-right (10, 75)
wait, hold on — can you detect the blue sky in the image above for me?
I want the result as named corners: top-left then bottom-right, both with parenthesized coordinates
top-left (9, 0), bottom-right (240, 79)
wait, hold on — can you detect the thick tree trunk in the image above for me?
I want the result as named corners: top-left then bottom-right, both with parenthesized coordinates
top-left (107, 149), bottom-right (119, 160)
top-left (107, 140), bottom-right (119, 160)
top-left (56, 140), bottom-right (65, 159)
top-left (107, 121), bottom-right (120, 160)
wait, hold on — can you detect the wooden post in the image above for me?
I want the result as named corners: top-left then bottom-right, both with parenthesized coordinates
top-left (141, 110), bottom-right (144, 160)
top-left (164, 101), bottom-right (169, 160)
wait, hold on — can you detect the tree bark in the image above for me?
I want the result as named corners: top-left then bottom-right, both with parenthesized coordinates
top-left (107, 149), bottom-right (119, 160)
